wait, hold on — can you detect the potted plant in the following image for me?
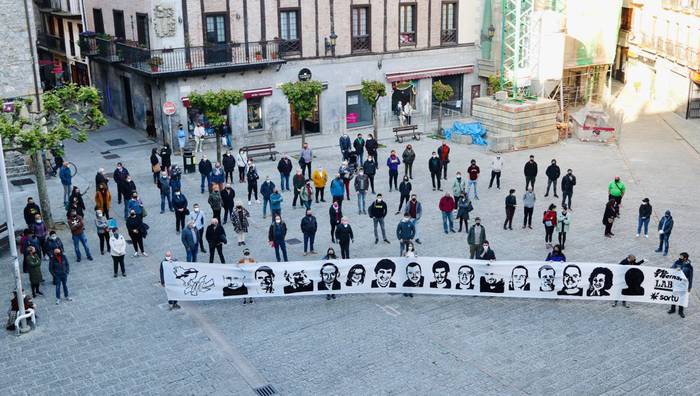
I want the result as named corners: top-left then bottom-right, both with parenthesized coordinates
top-left (148, 56), bottom-right (163, 72)
top-left (270, 51), bottom-right (278, 60)
top-left (255, 51), bottom-right (262, 61)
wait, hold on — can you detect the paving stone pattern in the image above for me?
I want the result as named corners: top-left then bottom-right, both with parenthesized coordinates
top-left (1, 111), bottom-right (699, 395)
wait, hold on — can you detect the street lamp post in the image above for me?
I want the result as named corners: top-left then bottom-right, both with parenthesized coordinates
top-left (0, 138), bottom-right (30, 333)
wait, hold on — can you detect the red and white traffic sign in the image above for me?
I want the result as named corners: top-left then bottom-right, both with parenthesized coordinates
top-left (163, 101), bottom-right (177, 115)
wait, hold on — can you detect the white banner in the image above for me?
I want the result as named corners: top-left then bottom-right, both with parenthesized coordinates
top-left (162, 258), bottom-right (689, 307)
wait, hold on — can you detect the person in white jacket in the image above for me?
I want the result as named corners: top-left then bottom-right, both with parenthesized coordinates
top-left (109, 228), bottom-right (127, 277)
top-left (189, 204), bottom-right (207, 254)
top-left (489, 154), bottom-right (504, 189)
top-left (235, 149), bottom-right (248, 183)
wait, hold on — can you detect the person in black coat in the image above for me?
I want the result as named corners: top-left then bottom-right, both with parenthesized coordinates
top-left (328, 202), bottom-right (342, 243)
top-left (545, 159), bottom-right (561, 197)
top-left (300, 209), bottom-right (318, 255)
top-left (334, 217), bottom-right (354, 259)
top-left (222, 150), bottom-right (237, 184)
top-left (428, 152), bottom-right (442, 191)
top-left (603, 199), bottom-right (617, 237)
top-left (277, 155), bottom-right (293, 191)
top-left (365, 134), bottom-right (378, 162)
top-left (397, 177), bottom-right (412, 215)
top-left (205, 218), bottom-right (226, 263)
top-left (362, 156), bottom-right (378, 194)
top-left (475, 241), bottom-right (496, 260)
top-left (221, 184), bottom-right (235, 225)
top-left (524, 155), bottom-right (538, 190)
top-left (268, 215), bottom-right (288, 262)
top-left (113, 163), bottom-right (130, 204)
top-left (126, 210), bottom-right (147, 256)
top-left (560, 169), bottom-right (576, 209)
top-left (23, 197), bottom-right (41, 228)
top-left (198, 155), bottom-right (213, 194)
top-left (160, 144), bottom-right (172, 172)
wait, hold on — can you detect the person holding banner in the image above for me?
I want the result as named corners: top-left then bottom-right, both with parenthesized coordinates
top-left (268, 215), bottom-right (288, 262)
top-left (160, 251), bottom-right (180, 310)
top-left (668, 253), bottom-right (692, 318)
top-left (334, 217), bottom-right (354, 259)
top-left (612, 254), bottom-right (646, 307)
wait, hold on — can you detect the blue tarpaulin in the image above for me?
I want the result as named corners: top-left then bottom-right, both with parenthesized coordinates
top-left (444, 122), bottom-right (488, 145)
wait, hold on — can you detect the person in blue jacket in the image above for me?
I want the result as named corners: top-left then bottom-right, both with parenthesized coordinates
top-left (330, 174), bottom-right (345, 209)
top-left (59, 162), bottom-right (72, 205)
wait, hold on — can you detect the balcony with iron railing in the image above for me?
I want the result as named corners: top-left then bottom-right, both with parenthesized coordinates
top-left (441, 29), bottom-right (458, 45)
top-left (82, 35), bottom-right (287, 76)
top-left (36, 31), bottom-right (65, 53)
top-left (351, 36), bottom-right (371, 53)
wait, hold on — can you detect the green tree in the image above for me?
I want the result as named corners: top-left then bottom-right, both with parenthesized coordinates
top-left (360, 80), bottom-right (387, 139)
top-left (280, 80), bottom-right (323, 147)
top-left (0, 84), bottom-right (106, 227)
top-left (432, 81), bottom-right (454, 137)
top-left (189, 89), bottom-right (243, 162)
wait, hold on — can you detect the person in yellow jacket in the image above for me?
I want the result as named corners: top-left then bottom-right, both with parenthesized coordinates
top-left (312, 165), bottom-right (328, 203)
top-left (94, 183), bottom-right (112, 219)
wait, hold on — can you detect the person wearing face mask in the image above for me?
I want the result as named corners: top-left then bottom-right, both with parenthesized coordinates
top-left (300, 180), bottom-right (314, 211)
top-left (365, 134), bottom-right (379, 163)
top-left (561, 168), bottom-right (576, 209)
top-left (173, 189), bottom-right (189, 233)
top-left (545, 244), bottom-right (566, 262)
top-left (456, 193), bottom-right (473, 233)
top-left (402, 194), bottom-right (422, 244)
top-left (231, 201), bottom-right (250, 246)
top-left (330, 174), bottom-right (345, 209)
top-left (466, 159), bottom-right (480, 199)
top-left (209, 162), bottom-right (225, 193)
top-left (208, 185), bottom-right (223, 224)
top-left (68, 186), bottom-right (86, 217)
top-left (198, 155), bottom-right (213, 194)
top-left (402, 144), bottom-right (415, 179)
top-left (221, 184), bottom-right (235, 225)
top-left (59, 161), bottom-right (72, 205)
top-left (24, 197), bottom-right (41, 229)
top-left (338, 161), bottom-right (353, 201)
top-left (607, 176), bottom-right (625, 216)
top-left (150, 148), bottom-right (161, 185)
top-left (68, 210), bottom-right (93, 262)
top-left (44, 231), bottom-right (64, 261)
top-left (489, 154), bottom-right (503, 189)
top-left (437, 141), bottom-right (450, 180)
top-left (329, 201), bottom-right (343, 243)
top-left (396, 176), bottom-right (412, 215)
top-left (354, 168), bottom-right (369, 215)
top-left (259, 176), bottom-right (276, 218)
top-left (246, 163), bottom-right (260, 205)
top-left (276, 154), bottom-right (292, 191)
top-left (312, 165), bottom-right (328, 203)
top-left (30, 214), bottom-right (48, 259)
top-left (369, 194), bottom-right (390, 244)
top-left (160, 250), bottom-right (181, 310)
top-left (396, 213), bottom-right (416, 256)
top-left (181, 221), bottom-right (199, 262)
top-left (236, 149), bottom-right (248, 183)
top-left (636, 198), bottom-right (652, 238)
top-left (452, 172), bottom-right (467, 198)
top-left (25, 247), bottom-right (43, 297)
top-left (428, 152), bottom-right (443, 191)
top-left (122, 176), bottom-right (137, 219)
top-left (362, 155), bottom-right (377, 194)
top-left (545, 159), bottom-right (561, 198)
top-left (300, 209), bottom-right (318, 255)
top-left (386, 150), bottom-right (401, 192)
top-left (557, 204), bottom-right (571, 250)
top-left (269, 188), bottom-right (283, 219)
top-left (158, 171), bottom-right (174, 214)
top-left (299, 143), bottom-right (313, 178)
top-left (543, 204), bottom-right (557, 248)
top-left (339, 133), bottom-right (352, 160)
top-left (109, 228), bottom-right (127, 277)
top-left (205, 218), bottom-right (227, 263)
top-left (292, 169), bottom-right (306, 208)
top-left (160, 144), bottom-right (172, 174)
top-left (655, 210), bottom-right (674, 256)
top-left (334, 217), bottom-right (354, 259)
top-left (268, 215), bottom-right (288, 262)
top-left (126, 210), bottom-right (148, 257)
top-left (476, 240), bottom-right (496, 260)
top-left (189, 203), bottom-right (207, 253)
top-left (222, 150), bottom-right (236, 184)
top-left (177, 124), bottom-right (187, 156)
top-left (94, 210), bottom-right (110, 255)
top-left (439, 192), bottom-right (457, 234)
top-left (112, 162), bottom-right (130, 205)
top-left (322, 247), bottom-right (338, 261)
top-left (522, 187), bottom-right (536, 229)
top-left (524, 155), bottom-right (538, 191)
top-left (169, 165), bottom-right (182, 203)
top-left (354, 133), bottom-right (366, 164)
top-left (503, 189), bottom-right (517, 230)
top-left (467, 218), bottom-right (486, 259)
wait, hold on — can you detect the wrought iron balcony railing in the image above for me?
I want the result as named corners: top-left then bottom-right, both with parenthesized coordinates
top-left (351, 36), bottom-right (371, 53)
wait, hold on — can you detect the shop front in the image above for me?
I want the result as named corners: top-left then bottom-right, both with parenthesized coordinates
top-left (243, 87), bottom-right (273, 132)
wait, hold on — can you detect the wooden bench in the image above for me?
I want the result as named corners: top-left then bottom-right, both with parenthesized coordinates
top-left (0, 222), bottom-right (9, 250)
top-left (242, 143), bottom-right (278, 161)
top-left (393, 125), bottom-right (422, 143)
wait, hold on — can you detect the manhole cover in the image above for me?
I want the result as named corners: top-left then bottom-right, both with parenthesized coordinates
top-left (10, 178), bottom-right (34, 186)
top-left (105, 139), bottom-right (128, 146)
top-left (285, 238), bottom-right (301, 245)
top-left (103, 154), bottom-right (120, 159)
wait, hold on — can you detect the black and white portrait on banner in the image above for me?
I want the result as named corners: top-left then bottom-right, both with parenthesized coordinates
top-left (622, 267), bottom-right (645, 296)
top-left (174, 266), bottom-right (215, 296)
top-left (538, 265), bottom-right (556, 292)
top-left (508, 265), bottom-right (530, 291)
top-left (223, 271), bottom-right (248, 296)
top-left (586, 267), bottom-right (613, 296)
top-left (558, 265), bottom-right (583, 296)
top-left (346, 264), bottom-right (366, 287)
top-left (255, 266), bottom-right (276, 294)
top-left (371, 259), bottom-right (397, 288)
top-left (283, 270), bottom-right (314, 294)
top-left (456, 265), bottom-right (475, 290)
top-left (430, 260), bottom-right (451, 289)
top-left (318, 263), bottom-right (342, 291)
top-left (403, 262), bottom-right (424, 287)
top-left (480, 270), bottom-right (505, 293)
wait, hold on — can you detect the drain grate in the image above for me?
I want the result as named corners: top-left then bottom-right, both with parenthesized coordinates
top-left (105, 138), bottom-right (128, 146)
top-left (254, 385), bottom-right (277, 396)
top-left (10, 178), bottom-right (34, 186)
top-left (103, 154), bottom-right (120, 159)
top-left (285, 238), bottom-right (301, 245)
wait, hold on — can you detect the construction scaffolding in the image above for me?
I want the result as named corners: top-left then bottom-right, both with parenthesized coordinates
top-left (548, 64), bottom-right (611, 110)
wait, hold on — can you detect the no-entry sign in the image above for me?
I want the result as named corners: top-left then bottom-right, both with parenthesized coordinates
top-left (163, 101), bottom-right (177, 115)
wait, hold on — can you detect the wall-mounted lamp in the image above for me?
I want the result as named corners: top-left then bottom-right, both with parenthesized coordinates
top-left (324, 32), bottom-right (338, 56)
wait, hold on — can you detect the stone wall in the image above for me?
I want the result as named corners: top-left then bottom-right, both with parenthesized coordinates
top-left (0, 0), bottom-right (40, 100)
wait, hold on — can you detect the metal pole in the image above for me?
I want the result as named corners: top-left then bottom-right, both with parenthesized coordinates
top-left (167, 114), bottom-right (173, 148)
top-left (0, 139), bottom-right (30, 333)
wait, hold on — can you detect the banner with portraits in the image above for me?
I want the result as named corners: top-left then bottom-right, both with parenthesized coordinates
top-left (161, 258), bottom-right (690, 307)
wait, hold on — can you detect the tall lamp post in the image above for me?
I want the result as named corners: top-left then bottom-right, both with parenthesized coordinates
top-left (0, 138), bottom-right (29, 333)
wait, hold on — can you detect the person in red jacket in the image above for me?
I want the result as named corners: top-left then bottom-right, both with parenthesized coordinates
top-left (439, 192), bottom-right (457, 234)
top-left (437, 142), bottom-right (450, 180)
top-left (542, 204), bottom-right (557, 248)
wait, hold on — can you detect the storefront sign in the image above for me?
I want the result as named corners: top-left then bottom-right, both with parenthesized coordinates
top-left (244, 87), bottom-right (273, 99)
top-left (385, 65), bottom-right (474, 83)
top-left (298, 68), bottom-right (312, 81)
top-left (346, 113), bottom-right (359, 124)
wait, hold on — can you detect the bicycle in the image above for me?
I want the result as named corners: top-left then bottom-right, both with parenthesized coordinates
top-left (42, 155), bottom-right (77, 178)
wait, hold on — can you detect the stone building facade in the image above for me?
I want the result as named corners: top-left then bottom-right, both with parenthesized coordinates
top-left (83, 0), bottom-right (485, 144)
top-left (0, 0), bottom-right (42, 103)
